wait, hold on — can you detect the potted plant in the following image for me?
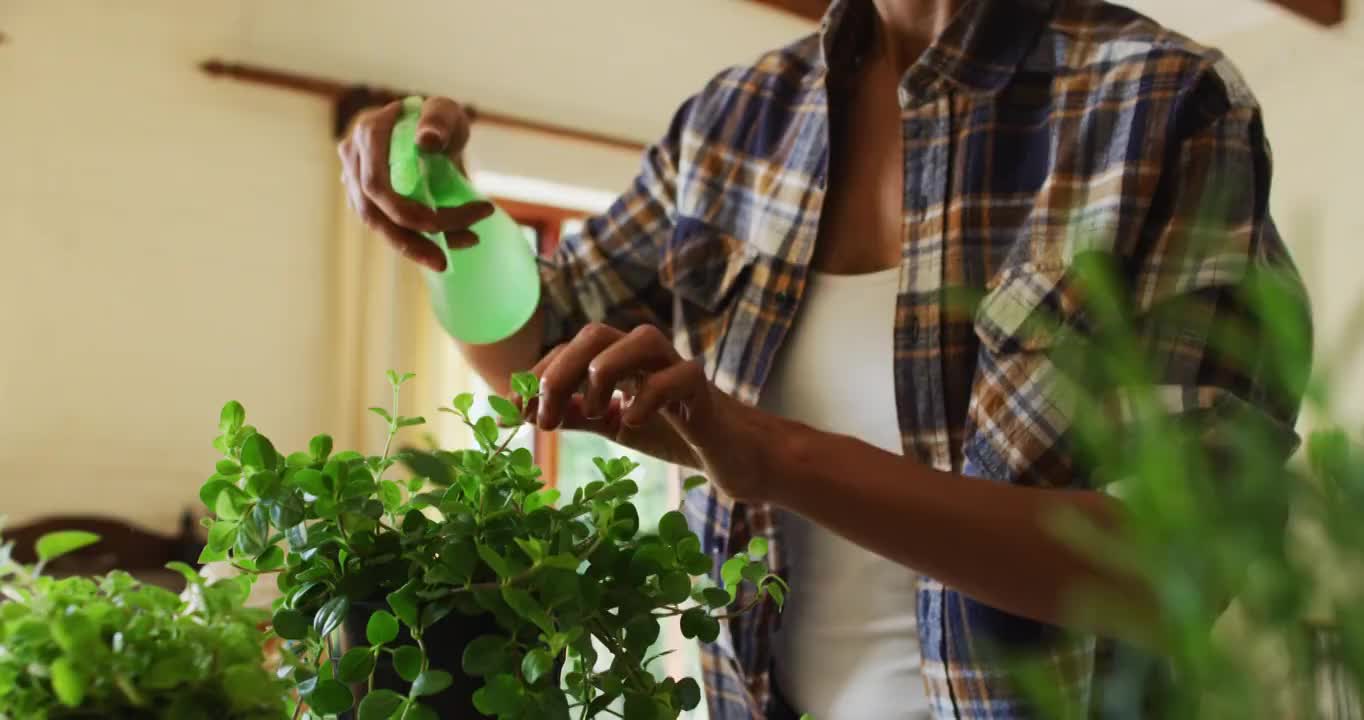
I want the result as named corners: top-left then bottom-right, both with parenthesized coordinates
top-left (0, 526), bottom-right (287, 719)
top-left (198, 371), bottom-right (786, 719)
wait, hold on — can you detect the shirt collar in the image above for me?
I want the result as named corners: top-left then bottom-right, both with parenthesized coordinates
top-left (817, 0), bottom-right (1056, 96)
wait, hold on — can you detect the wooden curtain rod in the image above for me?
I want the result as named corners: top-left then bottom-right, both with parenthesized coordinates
top-left (199, 59), bottom-right (648, 153)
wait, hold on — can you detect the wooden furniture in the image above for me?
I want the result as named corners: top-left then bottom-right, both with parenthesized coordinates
top-left (6, 512), bottom-right (203, 589)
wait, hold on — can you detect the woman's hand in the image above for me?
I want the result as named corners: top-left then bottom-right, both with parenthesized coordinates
top-left (526, 323), bottom-right (790, 503)
top-left (337, 97), bottom-right (494, 271)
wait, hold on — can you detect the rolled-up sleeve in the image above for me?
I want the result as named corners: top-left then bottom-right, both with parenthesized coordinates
top-left (538, 96), bottom-right (697, 351)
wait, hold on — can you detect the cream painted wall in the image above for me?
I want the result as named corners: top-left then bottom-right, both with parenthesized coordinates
top-left (0, 0), bottom-right (335, 532)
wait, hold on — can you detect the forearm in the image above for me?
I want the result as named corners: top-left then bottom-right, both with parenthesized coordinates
top-left (769, 423), bottom-right (1154, 633)
top-left (457, 306), bottom-right (546, 396)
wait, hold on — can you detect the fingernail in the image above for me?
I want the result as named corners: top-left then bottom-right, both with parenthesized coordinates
top-left (417, 130), bottom-right (445, 151)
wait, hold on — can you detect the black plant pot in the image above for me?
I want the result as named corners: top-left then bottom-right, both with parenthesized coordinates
top-left (340, 602), bottom-right (502, 720)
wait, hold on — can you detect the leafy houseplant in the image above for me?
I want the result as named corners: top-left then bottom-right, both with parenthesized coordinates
top-left (0, 527), bottom-right (286, 719)
top-left (199, 371), bottom-right (787, 720)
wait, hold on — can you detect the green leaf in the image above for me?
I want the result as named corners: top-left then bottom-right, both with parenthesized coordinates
top-left (747, 537), bottom-right (769, 560)
top-left (477, 544), bottom-right (512, 578)
top-left (49, 657), bottom-right (84, 707)
top-left (235, 505), bottom-right (270, 556)
top-left (393, 645), bottom-right (423, 682)
top-left (473, 673), bottom-right (524, 716)
top-left (207, 520), bottom-right (238, 553)
top-left (272, 608), bottom-right (309, 640)
top-left (768, 582), bottom-right (786, 608)
top-left (523, 488), bottom-right (560, 514)
top-left (379, 479), bottom-right (403, 513)
top-left (700, 587), bottom-right (730, 609)
top-left (658, 511), bottom-right (691, 544)
top-left (412, 669), bottom-right (453, 697)
top-left (197, 543), bottom-right (227, 563)
top-left (462, 634), bottom-right (509, 676)
top-left (405, 703), bottom-right (439, 720)
top-left (240, 433), bottom-right (278, 471)
top-left (509, 447), bottom-right (534, 470)
top-left (397, 415), bottom-right (426, 428)
top-left (683, 474), bottom-right (708, 492)
top-left (307, 678), bottom-right (354, 714)
top-left (488, 395), bottom-right (523, 425)
top-left (309, 434), bottom-right (333, 462)
top-left (357, 689), bottom-right (405, 720)
top-left (219, 400), bottom-right (245, 433)
top-left (453, 393), bottom-right (475, 415)
top-left (680, 608), bottom-right (720, 643)
top-left (521, 648), bottom-right (555, 685)
top-left (255, 545), bottom-right (284, 571)
top-left (292, 468), bottom-right (330, 497)
top-left (35, 531), bottom-right (100, 562)
top-left (285, 451), bottom-right (314, 468)
top-left (338, 647), bottom-right (377, 683)
top-left (314, 595), bottom-right (350, 638)
top-left (385, 369), bottom-right (400, 386)
top-left (199, 477), bottom-right (234, 508)
top-left (367, 609), bottom-right (400, 645)
top-left (677, 677), bottom-right (702, 710)
top-left (511, 372), bottom-right (539, 401)
top-left (474, 416), bottom-right (499, 447)
top-left (214, 486), bottom-right (245, 520)
top-left (387, 579), bottom-right (421, 628)
top-left (721, 556), bottom-right (746, 598)
top-left (268, 493), bottom-right (305, 529)
top-left (368, 406), bottom-right (393, 422)
top-left (501, 586), bottom-right (554, 634)
top-left (246, 470), bottom-right (281, 498)
top-left (165, 561), bottom-right (201, 585)
top-left (216, 459), bottom-right (241, 475)
top-left (659, 571), bottom-right (692, 604)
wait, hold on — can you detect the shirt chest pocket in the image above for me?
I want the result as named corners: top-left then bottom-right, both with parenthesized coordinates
top-left (967, 261), bottom-right (1083, 487)
top-left (660, 216), bottom-right (758, 314)
top-left (974, 262), bottom-right (1075, 355)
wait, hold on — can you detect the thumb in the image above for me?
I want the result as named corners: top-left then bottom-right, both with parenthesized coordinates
top-left (416, 97), bottom-right (471, 154)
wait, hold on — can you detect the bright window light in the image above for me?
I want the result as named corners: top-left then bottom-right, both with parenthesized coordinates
top-left (472, 171), bottom-right (616, 214)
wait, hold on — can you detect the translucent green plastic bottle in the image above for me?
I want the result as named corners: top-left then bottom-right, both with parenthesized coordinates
top-left (389, 96), bottom-right (541, 345)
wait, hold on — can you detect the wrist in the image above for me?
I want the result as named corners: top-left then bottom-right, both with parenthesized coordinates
top-left (758, 417), bottom-right (828, 508)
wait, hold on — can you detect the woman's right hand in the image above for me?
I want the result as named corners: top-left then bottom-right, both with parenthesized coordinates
top-left (337, 97), bottom-right (496, 271)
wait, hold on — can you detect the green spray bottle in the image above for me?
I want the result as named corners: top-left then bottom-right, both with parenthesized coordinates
top-left (388, 96), bottom-right (541, 345)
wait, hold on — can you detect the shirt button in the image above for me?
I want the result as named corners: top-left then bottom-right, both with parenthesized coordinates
top-left (906, 315), bottom-right (920, 342)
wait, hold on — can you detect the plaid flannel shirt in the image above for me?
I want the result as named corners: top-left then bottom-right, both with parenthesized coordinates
top-left (538, 0), bottom-right (1307, 716)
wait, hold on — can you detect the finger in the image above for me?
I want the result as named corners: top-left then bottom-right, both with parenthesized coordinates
top-left (582, 325), bottom-right (678, 420)
top-left (417, 97), bottom-right (472, 155)
top-left (517, 344), bottom-right (569, 418)
top-left (558, 394), bottom-right (627, 436)
top-left (356, 194), bottom-right (447, 271)
top-left (623, 359), bottom-right (708, 431)
top-left (342, 142), bottom-right (446, 270)
top-left (446, 229), bottom-right (479, 249)
top-left (355, 101), bottom-right (442, 232)
top-left (430, 202), bottom-right (496, 234)
top-left (537, 324), bottom-right (625, 430)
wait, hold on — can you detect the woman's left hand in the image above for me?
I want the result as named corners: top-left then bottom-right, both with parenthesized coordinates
top-left (525, 323), bottom-right (787, 503)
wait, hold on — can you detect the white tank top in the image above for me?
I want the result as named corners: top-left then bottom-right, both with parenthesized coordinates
top-left (761, 268), bottom-right (931, 719)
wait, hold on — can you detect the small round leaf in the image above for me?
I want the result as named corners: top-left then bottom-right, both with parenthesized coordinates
top-left (393, 645), bottom-right (423, 682)
top-left (271, 608), bottom-right (309, 641)
top-left (366, 610), bottom-right (400, 645)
